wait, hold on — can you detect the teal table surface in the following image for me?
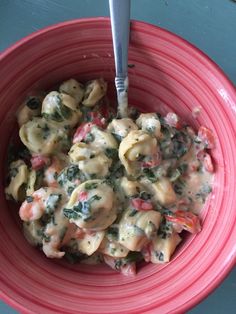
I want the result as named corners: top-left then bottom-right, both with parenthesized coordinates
top-left (0, 1), bottom-right (235, 313)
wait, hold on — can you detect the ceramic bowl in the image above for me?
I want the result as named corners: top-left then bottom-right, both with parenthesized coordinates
top-left (0, 18), bottom-right (236, 314)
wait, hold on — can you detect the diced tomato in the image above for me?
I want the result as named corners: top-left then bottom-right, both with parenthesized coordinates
top-left (103, 255), bottom-right (117, 270)
top-left (197, 150), bottom-right (214, 173)
top-left (188, 160), bottom-right (200, 172)
top-left (141, 153), bottom-right (161, 168)
top-left (198, 126), bottom-right (215, 149)
top-left (165, 210), bottom-right (201, 234)
top-left (73, 113), bottom-right (107, 144)
top-left (164, 112), bottom-right (182, 129)
top-left (141, 244), bottom-right (151, 262)
top-left (78, 191), bottom-right (88, 202)
top-left (73, 122), bottom-right (93, 143)
top-left (131, 198), bottom-right (153, 211)
top-left (75, 228), bottom-right (86, 239)
top-left (88, 112), bottom-right (106, 128)
top-left (30, 155), bottom-right (50, 170)
top-left (120, 262), bottom-right (136, 276)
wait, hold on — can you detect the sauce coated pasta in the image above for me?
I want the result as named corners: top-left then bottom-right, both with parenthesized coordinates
top-left (5, 78), bottom-right (214, 275)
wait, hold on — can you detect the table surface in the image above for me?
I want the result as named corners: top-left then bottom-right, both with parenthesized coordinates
top-left (0, 0), bottom-right (235, 313)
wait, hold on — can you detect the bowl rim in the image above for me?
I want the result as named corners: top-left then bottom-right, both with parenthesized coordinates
top-left (0, 17), bottom-right (236, 314)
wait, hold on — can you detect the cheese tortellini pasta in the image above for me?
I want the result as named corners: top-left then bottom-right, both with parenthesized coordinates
top-left (6, 78), bottom-right (213, 275)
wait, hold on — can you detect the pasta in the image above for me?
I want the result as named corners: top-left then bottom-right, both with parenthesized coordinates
top-left (6, 77), bottom-right (214, 275)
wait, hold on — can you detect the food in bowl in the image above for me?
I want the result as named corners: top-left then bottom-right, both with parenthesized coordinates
top-left (5, 77), bottom-right (214, 275)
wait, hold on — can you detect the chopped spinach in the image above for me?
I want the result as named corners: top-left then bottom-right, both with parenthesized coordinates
top-left (122, 251), bottom-right (143, 265)
top-left (111, 132), bottom-right (122, 142)
top-left (84, 182), bottom-right (98, 190)
top-left (109, 161), bottom-right (124, 179)
top-left (196, 184), bottom-right (212, 203)
top-left (67, 186), bottom-right (75, 195)
top-left (139, 191), bottom-right (152, 200)
top-left (41, 123), bottom-right (50, 140)
top-left (63, 195), bottom-right (101, 220)
top-left (129, 209), bottom-right (138, 217)
top-left (46, 194), bottom-right (62, 214)
top-left (36, 228), bottom-right (51, 242)
top-left (57, 165), bottom-right (81, 186)
top-left (26, 96), bottom-right (41, 110)
top-left (64, 251), bottom-right (85, 264)
top-left (105, 148), bottom-right (118, 159)
top-left (10, 167), bottom-right (18, 178)
top-left (142, 168), bottom-right (156, 183)
top-left (168, 168), bottom-right (181, 182)
top-left (107, 226), bottom-right (119, 241)
top-left (173, 178), bottom-right (186, 195)
top-left (84, 132), bottom-right (95, 143)
top-left (158, 252), bottom-right (164, 262)
top-left (26, 196), bottom-right (34, 203)
top-left (158, 218), bottom-right (173, 239)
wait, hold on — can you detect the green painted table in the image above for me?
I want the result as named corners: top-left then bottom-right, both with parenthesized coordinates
top-left (0, 1), bottom-right (235, 313)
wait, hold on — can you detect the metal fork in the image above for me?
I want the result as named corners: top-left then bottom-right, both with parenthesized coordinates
top-left (109, 0), bottom-right (131, 118)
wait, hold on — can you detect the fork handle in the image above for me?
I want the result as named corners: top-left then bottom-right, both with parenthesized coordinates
top-left (109, 0), bottom-right (130, 78)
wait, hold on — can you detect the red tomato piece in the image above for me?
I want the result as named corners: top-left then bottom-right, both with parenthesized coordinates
top-left (120, 262), bottom-right (136, 276)
top-left (198, 126), bottom-right (215, 149)
top-left (197, 150), bottom-right (214, 173)
top-left (164, 112), bottom-right (182, 129)
top-left (88, 112), bottom-right (106, 128)
top-left (78, 191), bottom-right (88, 202)
top-left (165, 210), bottom-right (201, 234)
top-left (131, 198), bottom-right (153, 211)
top-left (103, 255), bottom-right (117, 270)
top-left (75, 228), bottom-right (86, 239)
top-left (72, 122), bottom-right (93, 143)
top-left (141, 153), bottom-right (161, 168)
top-left (30, 155), bottom-right (50, 170)
top-left (141, 244), bottom-right (151, 262)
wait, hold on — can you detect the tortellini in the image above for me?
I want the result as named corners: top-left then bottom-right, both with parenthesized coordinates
top-left (120, 177), bottom-right (143, 197)
top-left (19, 117), bottom-right (70, 155)
top-left (118, 208), bottom-right (161, 251)
top-left (26, 170), bottom-right (40, 196)
top-left (107, 118), bottom-right (138, 140)
top-left (69, 142), bottom-right (99, 163)
top-left (59, 78), bottom-right (84, 104)
top-left (5, 160), bottom-right (29, 201)
top-left (42, 91), bottom-right (81, 127)
top-left (68, 143), bottom-right (112, 178)
top-left (78, 154), bottom-right (112, 178)
top-left (119, 130), bottom-right (157, 175)
top-left (17, 94), bottom-right (43, 127)
top-left (151, 177), bottom-right (177, 205)
top-left (150, 233), bottom-right (182, 263)
top-left (63, 180), bottom-right (117, 230)
top-left (136, 113), bottom-right (162, 139)
top-left (90, 126), bottom-right (118, 150)
top-left (99, 236), bottom-right (129, 258)
top-left (77, 230), bottom-right (105, 256)
top-left (82, 78), bottom-right (107, 107)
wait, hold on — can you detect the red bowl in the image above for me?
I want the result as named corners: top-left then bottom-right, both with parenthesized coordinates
top-left (0, 18), bottom-right (236, 314)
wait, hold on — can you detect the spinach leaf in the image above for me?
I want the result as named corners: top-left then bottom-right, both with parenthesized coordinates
top-left (142, 168), bottom-right (156, 183)
top-left (46, 194), bottom-right (62, 213)
top-left (84, 182), bottom-right (98, 190)
top-left (26, 96), bottom-right (41, 110)
top-left (105, 148), bottom-right (118, 159)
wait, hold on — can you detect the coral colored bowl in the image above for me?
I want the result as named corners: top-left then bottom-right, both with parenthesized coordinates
top-left (0, 18), bottom-right (236, 314)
